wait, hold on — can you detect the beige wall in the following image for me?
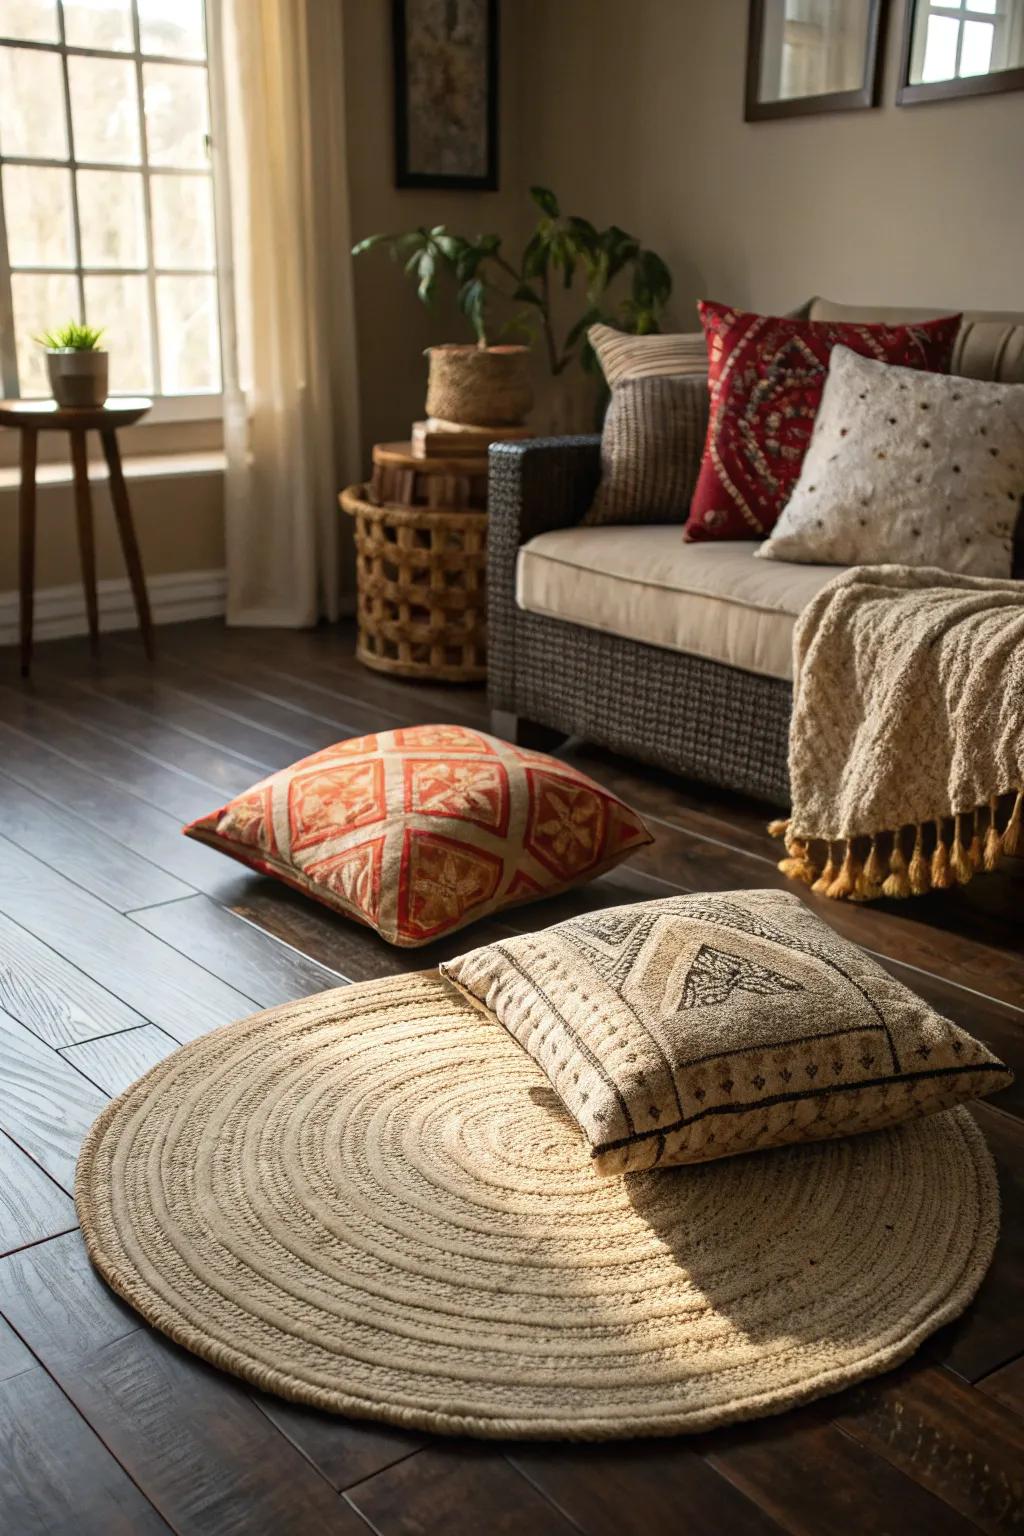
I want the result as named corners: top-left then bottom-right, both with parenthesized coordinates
top-left (520, 0), bottom-right (1024, 329)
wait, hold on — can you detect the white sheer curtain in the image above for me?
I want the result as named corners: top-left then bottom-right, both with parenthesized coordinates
top-left (209, 0), bottom-right (361, 627)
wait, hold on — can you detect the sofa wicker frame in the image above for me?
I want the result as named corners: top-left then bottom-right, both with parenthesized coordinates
top-left (486, 437), bottom-right (792, 806)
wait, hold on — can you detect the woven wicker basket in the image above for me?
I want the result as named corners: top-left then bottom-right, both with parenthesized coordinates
top-left (341, 484), bottom-right (487, 682)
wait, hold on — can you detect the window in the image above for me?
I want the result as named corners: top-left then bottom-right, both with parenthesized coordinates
top-left (0, 0), bottom-right (221, 417)
top-left (913, 0), bottom-right (1018, 83)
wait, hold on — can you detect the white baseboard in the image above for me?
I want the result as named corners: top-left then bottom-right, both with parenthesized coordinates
top-left (0, 567), bottom-right (227, 646)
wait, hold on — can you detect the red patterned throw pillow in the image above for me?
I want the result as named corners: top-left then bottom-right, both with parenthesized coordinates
top-left (184, 725), bottom-right (653, 947)
top-left (684, 301), bottom-right (961, 542)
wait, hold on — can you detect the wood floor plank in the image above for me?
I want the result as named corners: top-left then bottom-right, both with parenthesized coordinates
top-left (15, 669), bottom-right (263, 797)
top-left (130, 894), bottom-right (346, 1008)
top-left (111, 633), bottom-right (374, 750)
top-left (0, 1233), bottom-right (370, 1536)
top-left (0, 694), bottom-right (223, 824)
top-left (0, 1358), bottom-right (172, 1535)
top-left (939, 1105), bottom-right (1024, 1383)
top-left (700, 1408), bottom-right (978, 1535)
top-left (0, 1311), bottom-right (35, 1383)
top-left (0, 838), bottom-right (258, 1044)
top-left (346, 1443), bottom-right (581, 1535)
top-left (37, 648), bottom-right (303, 773)
top-left (256, 1396), bottom-right (425, 1491)
top-left (0, 770), bottom-right (190, 912)
top-left (0, 722), bottom-right (264, 902)
top-left (508, 1442), bottom-right (780, 1536)
top-left (0, 1130), bottom-right (76, 1257)
top-left (0, 911), bottom-right (146, 1047)
top-left (60, 1025), bottom-right (180, 1098)
top-left (0, 1009), bottom-right (109, 1192)
top-left (832, 1363), bottom-right (1024, 1534)
top-left (978, 1355), bottom-right (1024, 1417)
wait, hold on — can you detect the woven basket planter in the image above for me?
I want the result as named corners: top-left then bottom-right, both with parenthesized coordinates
top-left (425, 344), bottom-right (533, 427)
top-left (341, 484), bottom-right (487, 682)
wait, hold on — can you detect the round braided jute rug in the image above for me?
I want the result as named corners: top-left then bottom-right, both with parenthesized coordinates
top-left (75, 971), bottom-right (999, 1441)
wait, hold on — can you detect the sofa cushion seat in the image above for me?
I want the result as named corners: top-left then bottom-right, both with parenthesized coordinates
top-left (515, 526), bottom-right (842, 682)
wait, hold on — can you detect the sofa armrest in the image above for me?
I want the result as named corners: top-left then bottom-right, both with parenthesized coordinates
top-left (486, 437), bottom-right (601, 715)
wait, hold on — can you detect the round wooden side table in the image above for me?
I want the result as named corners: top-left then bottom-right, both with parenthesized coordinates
top-left (0, 397), bottom-right (155, 677)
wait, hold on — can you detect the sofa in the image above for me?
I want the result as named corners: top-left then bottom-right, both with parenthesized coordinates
top-left (486, 299), bottom-right (1024, 806)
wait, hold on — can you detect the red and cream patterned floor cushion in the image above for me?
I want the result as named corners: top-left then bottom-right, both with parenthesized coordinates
top-left (184, 725), bottom-right (653, 947)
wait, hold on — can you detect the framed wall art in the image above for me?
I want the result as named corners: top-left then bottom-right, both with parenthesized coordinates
top-left (393, 0), bottom-right (499, 190)
top-left (745, 0), bottom-right (888, 120)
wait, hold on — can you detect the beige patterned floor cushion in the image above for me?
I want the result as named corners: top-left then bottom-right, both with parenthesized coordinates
top-left (441, 890), bottom-right (1010, 1174)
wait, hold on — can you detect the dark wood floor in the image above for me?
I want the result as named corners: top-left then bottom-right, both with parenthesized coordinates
top-left (0, 619), bottom-right (1022, 1536)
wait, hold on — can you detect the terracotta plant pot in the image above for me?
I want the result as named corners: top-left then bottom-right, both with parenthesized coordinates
top-left (46, 349), bottom-right (109, 408)
top-left (425, 344), bottom-right (533, 427)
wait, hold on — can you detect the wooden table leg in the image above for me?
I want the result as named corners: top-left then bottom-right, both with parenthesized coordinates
top-left (101, 428), bottom-right (154, 660)
top-left (18, 428), bottom-right (38, 679)
top-left (69, 429), bottom-right (99, 655)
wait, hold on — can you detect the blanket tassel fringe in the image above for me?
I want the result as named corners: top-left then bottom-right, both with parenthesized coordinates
top-left (769, 788), bottom-right (1023, 903)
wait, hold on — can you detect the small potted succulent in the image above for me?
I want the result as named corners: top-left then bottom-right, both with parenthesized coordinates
top-left (35, 321), bottom-right (108, 408)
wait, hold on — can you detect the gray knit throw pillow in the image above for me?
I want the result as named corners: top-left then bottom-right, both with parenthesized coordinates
top-left (585, 374), bottom-right (710, 527)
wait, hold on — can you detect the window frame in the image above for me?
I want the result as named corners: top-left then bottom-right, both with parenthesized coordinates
top-left (0, 3), bottom-right (223, 423)
top-left (898, 0), bottom-right (1024, 103)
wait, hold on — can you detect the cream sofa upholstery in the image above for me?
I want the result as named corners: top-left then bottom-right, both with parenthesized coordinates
top-left (515, 528), bottom-right (840, 682)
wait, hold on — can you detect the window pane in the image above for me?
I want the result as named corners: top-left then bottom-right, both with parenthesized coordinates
top-left (68, 55), bottom-right (140, 164)
top-left (3, 165), bottom-right (75, 267)
top-left (157, 274), bottom-right (219, 392)
top-left (84, 273), bottom-right (153, 392)
top-left (78, 169), bottom-right (146, 268)
top-left (12, 272), bottom-right (80, 395)
top-left (921, 13), bottom-right (960, 81)
top-left (143, 63), bottom-right (209, 167)
top-left (150, 174), bottom-right (214, 268)
top-left (0, 46), bottom-right (68, 157)
top-left (969, 0), bottom-right (997, 13)
top-left (63, 0), bottom-right (133, 50)
top-left (960, 18), bottom-right (994, 73)
top-left (138, 0), bottom-right (206, 60)
top-left (1, 0), bottom-right (58, 43)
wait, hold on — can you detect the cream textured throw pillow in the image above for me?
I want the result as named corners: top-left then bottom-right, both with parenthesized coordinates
top-left (588, 323), bottom-right (707, 386)
top-left (758, 346), bottom-right (1024, 577)
top-left (441, 891), bottom-right (1010, 1175)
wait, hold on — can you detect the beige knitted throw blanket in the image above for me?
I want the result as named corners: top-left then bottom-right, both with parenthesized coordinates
top-left (770, 565), bottom-right (1024, 902)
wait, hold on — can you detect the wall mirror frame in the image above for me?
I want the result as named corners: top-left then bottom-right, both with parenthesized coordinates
top-left (897, 0), bottom-right (1024, 105)
top-left (745, 0), bottom-right (888, 120)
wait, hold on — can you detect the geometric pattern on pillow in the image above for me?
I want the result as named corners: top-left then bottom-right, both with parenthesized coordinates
top-left (184, 725), bottom-right (653, 948)
top-left (584, 374), bottom-right (711, 526)
top-left (441, 890), bottom-right (1010, 1172)
top-left (757, 345), bottom-right (1024, 577)
top-left (683, 302), bottom-right (961, 544)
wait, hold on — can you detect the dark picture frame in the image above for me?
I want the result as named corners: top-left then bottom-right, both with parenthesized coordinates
top-left (393, 0), bottom-right (499, 190)
top-left (745, 0), bottom-right (888, 121)
top-left (897, 0), bottom-right (1024, 105)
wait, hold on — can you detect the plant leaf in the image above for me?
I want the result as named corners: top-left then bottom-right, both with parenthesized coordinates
top-left (530, 185), bottom-right (560, 218)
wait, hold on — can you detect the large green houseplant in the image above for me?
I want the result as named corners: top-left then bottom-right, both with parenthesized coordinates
top-left (352, 187), bottom-right (672, 425)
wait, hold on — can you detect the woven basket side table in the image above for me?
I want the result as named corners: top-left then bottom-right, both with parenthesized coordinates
top-left (341, 484), bottom-right (487, 682)
top-left (370, 441), bottom-right (489, 510)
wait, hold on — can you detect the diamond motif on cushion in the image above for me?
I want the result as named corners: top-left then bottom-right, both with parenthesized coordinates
top-left (392, 725), bottom-right (493, 753)
top-left (183, 727), bottom-right (652, 947)
top-left (678, 944), bottom-right (804, 1009)
top-left (398, 830), bottom-right (503, 942)
top-left (288, 760), bottom-right (386, 853)
top-left (525, 769), bottom-right (609, 880)
top-left (216, 786), bottom-right (274, 852)
top-left (684, 302), bottom-right (960, 542)
top-left (404, 758), bottom-right (509, 835)
top-left (306, 837), bottom-right (385, 925)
